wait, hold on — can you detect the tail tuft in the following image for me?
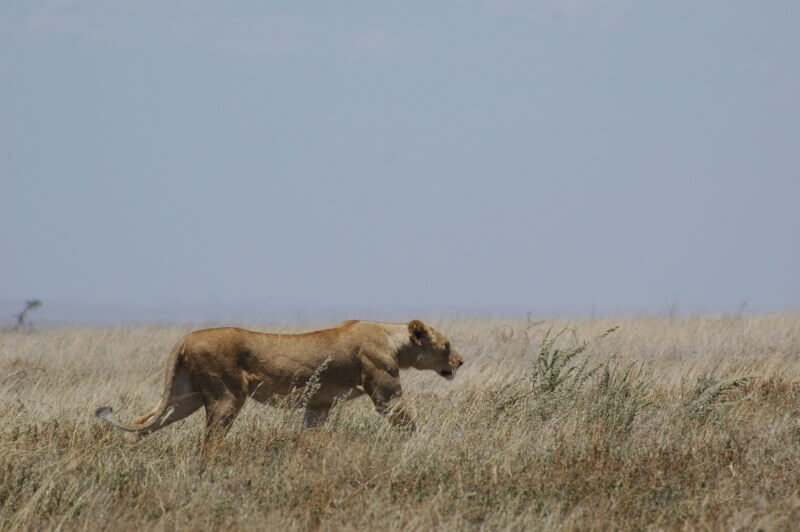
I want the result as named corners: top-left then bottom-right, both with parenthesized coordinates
top-left (95, 406), bottom-right (114, 421)
top-left (94, 405), bottom-right (137, 432)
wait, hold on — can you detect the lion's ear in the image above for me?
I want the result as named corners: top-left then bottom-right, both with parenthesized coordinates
top-left (408, 320), bottom-right (429, 345)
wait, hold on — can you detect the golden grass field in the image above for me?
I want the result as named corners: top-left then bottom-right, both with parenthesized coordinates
top-left (2, 314), bottom-right (800, 530)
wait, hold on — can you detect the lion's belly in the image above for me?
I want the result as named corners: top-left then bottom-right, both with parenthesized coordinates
top-left (244, 369), bottom-right (365, 407)
top-left (312, 384), bottom-right (365, 405)
top-left (246, 380), bottom-right (364, 407)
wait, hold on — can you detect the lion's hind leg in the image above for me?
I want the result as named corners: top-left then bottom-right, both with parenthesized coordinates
top-left (201, 398), bottom-right (245, 462)
top-left (302, 405), bottom-right (331, 429)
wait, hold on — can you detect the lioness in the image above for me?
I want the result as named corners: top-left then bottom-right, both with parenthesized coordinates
top-left (95, 319), bottom-right (463, 458)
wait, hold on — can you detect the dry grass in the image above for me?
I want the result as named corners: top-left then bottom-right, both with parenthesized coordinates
top-left (2, 314), bottom-right (800, 530)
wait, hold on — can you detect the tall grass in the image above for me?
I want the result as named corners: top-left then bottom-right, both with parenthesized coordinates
top-left (2, 314), bottom-right (800, 529)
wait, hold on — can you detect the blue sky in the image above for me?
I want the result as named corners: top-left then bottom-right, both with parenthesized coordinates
top-left (2, 1), bottom-right (799, 322)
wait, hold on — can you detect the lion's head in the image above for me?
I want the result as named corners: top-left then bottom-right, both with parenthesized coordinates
top-left (405, 320), bottom-right (464, 380)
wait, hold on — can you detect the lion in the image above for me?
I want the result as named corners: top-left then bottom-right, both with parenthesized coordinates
top-left (95, 319), bottom-right (463, 458)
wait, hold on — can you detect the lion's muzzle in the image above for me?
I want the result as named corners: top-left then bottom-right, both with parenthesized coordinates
top-left (440, 355), bottom-right (464, 380)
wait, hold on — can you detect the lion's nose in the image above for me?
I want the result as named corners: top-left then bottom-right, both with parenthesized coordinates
top-left (457, 359), bottom-right (464, 367)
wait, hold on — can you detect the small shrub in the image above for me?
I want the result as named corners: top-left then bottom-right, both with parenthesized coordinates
top-left (495, 326), bottom-right (619, 421)
top-left (587, 361), bottom-right (651, 436)
top-left (13, 299), bottom-right (42, 332)
top-left (683, 374), bottom-right (751, 421)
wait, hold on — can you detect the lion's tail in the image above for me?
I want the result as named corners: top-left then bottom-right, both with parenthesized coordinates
top-left (94, 339), bottom-right (186, 433)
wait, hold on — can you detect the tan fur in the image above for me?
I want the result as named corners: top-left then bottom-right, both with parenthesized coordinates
top-left (95, 319), bottom-right (464, 460)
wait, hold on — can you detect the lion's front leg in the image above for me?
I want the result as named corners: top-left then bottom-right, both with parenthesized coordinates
top-left (201, 396), bottom-right (245, 462)
top-left (363, 370), bottom-right (416, 432)
top-left (383, 399), bottom-right (415, 432)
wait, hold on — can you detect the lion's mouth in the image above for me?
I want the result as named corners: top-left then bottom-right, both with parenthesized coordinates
top-left (439, 369), bottom-right (456, 380)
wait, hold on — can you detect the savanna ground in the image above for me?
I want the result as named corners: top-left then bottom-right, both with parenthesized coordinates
top-left (2, 314), bottom-right (800, 530)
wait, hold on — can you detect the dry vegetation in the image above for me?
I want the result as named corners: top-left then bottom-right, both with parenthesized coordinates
top-left (2, 314), bottom-right (800, 530)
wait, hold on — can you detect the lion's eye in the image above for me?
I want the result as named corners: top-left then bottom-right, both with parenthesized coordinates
top-left (444, 342), bottom-right (450, 351)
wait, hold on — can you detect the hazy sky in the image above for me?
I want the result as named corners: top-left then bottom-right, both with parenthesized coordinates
top-left (2, 1), bottom-right (799, 322)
